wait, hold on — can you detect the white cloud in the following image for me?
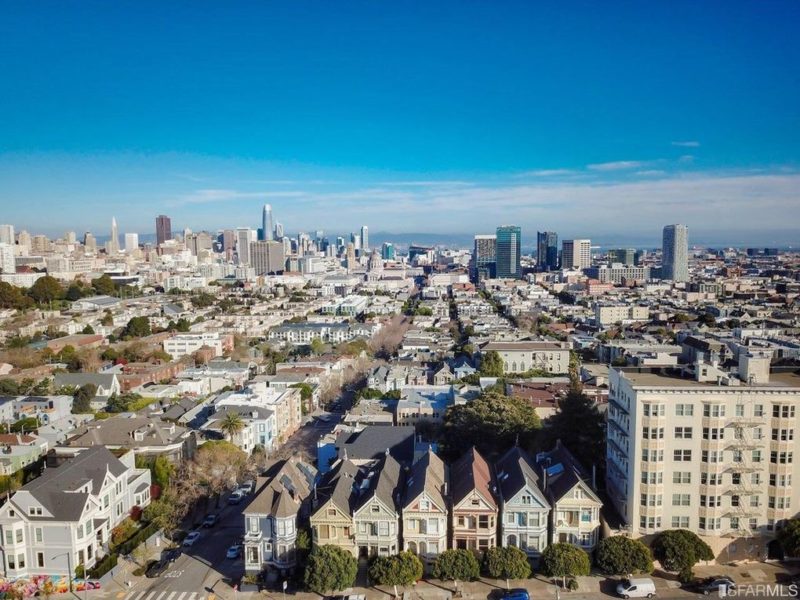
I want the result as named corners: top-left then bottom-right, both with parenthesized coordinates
top-left (513, 169), bottom-right (575, 178)
top-left (672, 141), bottom-right (701, 148)
top-left (587, 160), bottom-right (649, 171)
top-left (635, 170), bottom-right (667, 176)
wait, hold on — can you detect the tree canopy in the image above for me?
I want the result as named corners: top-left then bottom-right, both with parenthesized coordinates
top-left (441, 391), bottom-right (540, 459)
top-left (652, 529), bottom-right (714, 581)
top-left (72, 384), bottom-right (97, 413)
top-left (483, 546), bottom-right (532, 580)
top-left (595, 536), bottom-right (654, 576)
top-left (303, 545), bottom-right (358, 594)
top-left (538, 384), bottom-right (605, 479)
top-left (479, 350), bottom-right (504, 377)
top-left (121, 316), bottom-right (151, 339)
top-left (540, 543), bottom-right (591, 578)
top-left (28, 276), bottom-right (64, 304)
top-left (778, 518), bottom-right (800, 557)
top-left (431, 549), bottom-right (480, 581)
top-left (368, 552), bottom-right (423, 588)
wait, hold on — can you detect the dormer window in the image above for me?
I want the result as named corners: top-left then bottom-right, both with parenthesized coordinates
top-left (29, 507), bottom-right (43, 516)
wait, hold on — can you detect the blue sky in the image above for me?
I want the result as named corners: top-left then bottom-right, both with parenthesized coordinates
top-left (1, 1), bottom-right (799, 244)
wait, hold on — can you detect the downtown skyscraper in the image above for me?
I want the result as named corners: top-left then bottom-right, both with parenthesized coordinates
top-left (662, 224), bottom-right (689, 282)
top-left (495, 225), bottom-right (521, 279)
top-left (261, 204), bottom-right (274, 241)
top-left (536, 231), bottom-right (558, 271)
top-left (156, 215), bottom-right (172, 246)
top-left (472, 234), bottom-right (496, 282)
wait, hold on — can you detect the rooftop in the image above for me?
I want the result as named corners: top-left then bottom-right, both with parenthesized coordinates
top-left (617, 368), bottom-right (800, 389)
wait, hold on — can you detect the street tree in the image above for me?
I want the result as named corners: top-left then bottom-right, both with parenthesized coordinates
top-left (778, 518), bottom-right (800, 557)
top-left (431, 549), bottom-right (480, 582)
top-left (540, 543), bottom-right (591, 582)
top-left (368, 551), bottom-right (423, 596)
top-left (483, 546), bottom-right (532, 580)
top-left (595, 536), bottom-right (654, 576)
top-left (303, 545), bottom-right (358, 594)
top-left (652, 529), bottom-right (714, 582)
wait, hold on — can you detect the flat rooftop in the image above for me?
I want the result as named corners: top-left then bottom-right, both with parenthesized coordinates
top-left (618, 369), bottom-right (800, 389)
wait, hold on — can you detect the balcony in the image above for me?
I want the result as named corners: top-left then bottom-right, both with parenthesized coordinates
top-left (728, 416), bottom-right (765, 428)
top-left (244, 530), bottom-right (263, 542)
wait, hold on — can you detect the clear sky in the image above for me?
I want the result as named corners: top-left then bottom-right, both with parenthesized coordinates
top-left (1, 1), bottom-right (799, 244)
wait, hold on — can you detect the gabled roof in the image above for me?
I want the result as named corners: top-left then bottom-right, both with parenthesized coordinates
top-left (535, 440), bottom-right (602, 505)
top-left (18, 446), bottom-right (127, 521)
top-left (335, 425), bottom-right (415, 465)
top-left (403, 448), bottom-right (447, 511)
top-left (450, 447), bottom-right (496, 509)
top-left (495, 446), bottom-right (549, 509)
top-left (312, 458), bottom-right (364, 516)
top-left (245, 457), bottom-right (316, 519)
top-left (355, 454), bottom-right (403, 513)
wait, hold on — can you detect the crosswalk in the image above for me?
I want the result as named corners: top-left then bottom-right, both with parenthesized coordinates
top-left (117, 592), bottom-right (215, 600)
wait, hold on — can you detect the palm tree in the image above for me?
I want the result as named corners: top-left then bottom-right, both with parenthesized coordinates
top-left (219, 412), bottom-right (245, 442)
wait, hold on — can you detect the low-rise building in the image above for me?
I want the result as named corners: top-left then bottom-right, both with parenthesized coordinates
top-left (0, 446), bottom-right (151, 577)
top-left (450, 447), bottom-right (498, 551)
top-left (402, 449), bottom-right (448, 568)
top-left (480, 341), bottom-right (570, 375)
top-left (163, 332), bottom-right (234, 359)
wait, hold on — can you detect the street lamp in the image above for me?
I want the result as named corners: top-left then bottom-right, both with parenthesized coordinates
top-left (50, 552), bottom-right (73, 592)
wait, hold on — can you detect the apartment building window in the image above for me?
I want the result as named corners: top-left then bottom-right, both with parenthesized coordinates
top-left (675, 404), bottom-right (694, 417)
top-left (702, 450), bottom-right (723, 463)
top-left (4, 530), bottom-right (12, 545)
top-left (772, 428), bottom-right (795, 441)
top-left (703, 404), bottom-right (725, 418)
top-left (641, 449), bottom-right (663, 462)
top-left (428, 519), bottom-right (440, 533)
top-left (673, 449), bottom-right (692, 462)
top-left (769, 497), bottom-right (790, 510)
top-left (673, 472), bottom-right (691, 484)
top-left (701, 473), bottom-right (722, 485)
top-left (639, 516), bottom-right (661, 529)
top-left (640, 494), bottom-right (662, 507)
top-left (700, 495), bottom-right (721, 507)
top-left (35, 528), bottom-right (42, 543)
top-left (753, 450), bottom-right (763, 463)
top-left (735, 404), bottom-right (745, 417)
top-left (641, 471), bottom-right (663, 484)
top-left (771, 451), bottom-right (794, 464)
top-left (672, 516), bottom-right (690, 528)
top-left (17, 554), bottom-right (25, 569)
top-left (773, 405), bottom-right (796, 418)
top-left (699, 517), bottom-right (721, 531)
top-left (730, 517), bottom-right (740, 530)
top-left (770, 474), bottom-right (792, 487)
top-left (643, 404), bottom-right (665, 417)
top-left (750, 496), bottom-right (760, 508)
top-left (36, 552), bottom-right (44, 568)
top-left (643, 427), bottom-right (665, 439)
top-left (703, 427), bottom-right (724, 440)
top-left (731, 472), bottom-right (741, 485)
top-left (731, 495), bottom-right (740, 507)
top-left (754, 405), bottom-right (764, 417)
top-left (675, 427), bottom-right (693, 439)
top-left (672, 494), bottom-right (691, 506)
top-left (733, 449), bottom-right (743, 463)
top-left (15, 529), bottom-right (23, 543)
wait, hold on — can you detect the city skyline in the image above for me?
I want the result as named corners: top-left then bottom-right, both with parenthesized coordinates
top-left (0, 2), bottom-right (799, 243)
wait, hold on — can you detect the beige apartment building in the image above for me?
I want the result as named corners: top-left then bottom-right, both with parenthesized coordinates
top-left (607, 352), bottom-right (800, 560)
top-left (481, 341), bottom-right (570, 375)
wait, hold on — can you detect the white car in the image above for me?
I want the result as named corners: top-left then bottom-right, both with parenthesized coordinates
top-left (226, 545), bottom-right (242, 559)
top-left (182, 531), bottom-right (201, 547)
top-left (228, 490), bottom-right (245, 504)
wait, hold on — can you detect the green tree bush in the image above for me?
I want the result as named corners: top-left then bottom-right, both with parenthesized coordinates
top-left (483, 546), bottom-right (532, 579)
top-left (303, 545), bottom-right (358, 594)
top-left (595, 536), bottom-right (654, 575)
top-left (431, 549), bottom-right (480, 581)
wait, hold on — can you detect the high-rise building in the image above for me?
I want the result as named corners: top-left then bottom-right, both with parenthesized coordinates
top-left (17, 230), bottom-right (31, 251)
top-left (83, 232), bottom-right (96, 252)
top-left (0, 225), bottom-right (15, 245)
top-left (274, 222), bottom-right (284, 240)
top-left (495, 226), bottom-right (521, 279)
top-left (261, 204), bottom-right (274, 241)
top-left (156, 215), bottom-right (172, 246)
top-left (64, 231), bottom-right (77, 244)
top-left (250, 241), bottom-right (285, 275)
top-left (662, 224), bottom-right (689, 282)
top-left (606, 355), bottom-right (800, 559)
top-left (108, 217), bottom-right (120, 255)
top-left (608, 248), bottom-right (635, 265)
top-left (236, 227), bottom-right (254, 265)
top-left (0, 243), bottom-right (15, 274)
top-left (472, 234), bottom-right (497, 281)
top-left (536, 231), bottom-right (559, 271)
top-left (221, 229), bottom-right (236, 252)
top-left (562, 239), bottom-right (592, 270)
top-left (381, 242), bottom-right (396, 260)
top-left (360, 225), bottom-right (369, 253)
top-left (345, 243), bottom-right (357, 271)
top-left (124, 233), bottom-right (139, 253)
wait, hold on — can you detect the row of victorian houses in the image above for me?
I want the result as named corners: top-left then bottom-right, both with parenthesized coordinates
top-left (242, 439), bottom-right (602, 576)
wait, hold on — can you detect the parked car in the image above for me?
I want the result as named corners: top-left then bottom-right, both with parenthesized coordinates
top-left (616, 577), bottom-right (656, 598)
top-left (202, 514), bottom-right (219, 527)
top-left (500, 589), bottom-right (530, 600)
top-left (182, 531), bottom-right (201, 547)
top-left (228, 490), bottom-right (245, 504)
top-left (239, 480), bottom-right (255, 494)
top-left (226, 545), bottom-right (242, 559)
top-left (692, 577), bottom-right (737, 596)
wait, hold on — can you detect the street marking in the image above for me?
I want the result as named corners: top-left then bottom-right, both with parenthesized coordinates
top-left (155, 593), bottom-right (168, 600)
top-left (116, 593), bottom-right (125, 599)
top-left (189, 593), bottom-right (197, 600)
top-left (143, 593), bottom-right (156, 600)
top-left (166, 592), bottom-right (177, 600)
top-left (175, 592), bottom-right (187, 600)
